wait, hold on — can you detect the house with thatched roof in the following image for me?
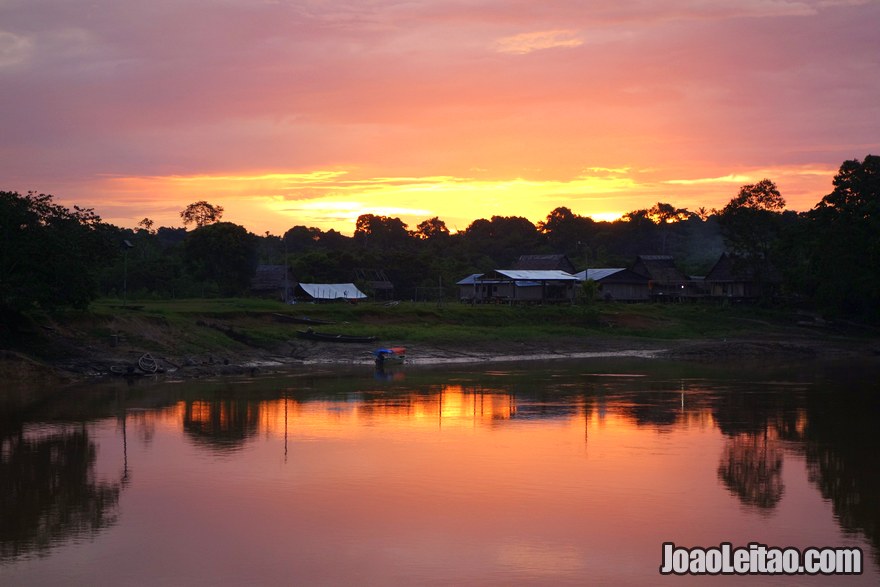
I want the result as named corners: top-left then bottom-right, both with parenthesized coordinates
top-left (250, 264), bottom-right (296, 302)
top-left (704, 253), bottom-right (782, 300)
top-left (630, 255), bottom-right (696, 299)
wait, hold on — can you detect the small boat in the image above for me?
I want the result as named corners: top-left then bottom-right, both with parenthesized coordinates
top-left (374, 346), bottom-right (406, 366)
top-left (296, 329), bottom-right (377, 343)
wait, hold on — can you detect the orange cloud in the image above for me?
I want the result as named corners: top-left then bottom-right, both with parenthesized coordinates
top-left (494, 30), bottom-right (583, 54)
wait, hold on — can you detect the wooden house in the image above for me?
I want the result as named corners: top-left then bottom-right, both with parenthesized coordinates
top-left (630, 255), bottom-right (696, 300)
top-left (457, 273), bottom-right (492, 302)
top-left (250, 265), bottom-right (296, 302)
top-left (574, 268), bottom-right (650, 301)
top-left (704, 253), bottom-right (781, 300)
top-left (353, 268), bottom-right (394, 300)
top-left (476, 269), bottom-right (578, 303)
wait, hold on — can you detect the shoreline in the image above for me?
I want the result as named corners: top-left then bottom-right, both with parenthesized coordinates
top-left (3, 301), bottom-right (879, 385)
top-left (9, 333), bottom-right (874, 383)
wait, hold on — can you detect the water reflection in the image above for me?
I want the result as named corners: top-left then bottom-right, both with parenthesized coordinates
top-left (717, 431), bottom-right (785, 510)
top-left (182, 398), bottom-right (260, 452)
top-left (1, 359), bottom-right (878, 583)
top-left (0, 424), bottom-right (121, 560)
top-left (798, 384), bottom-right (880, 570)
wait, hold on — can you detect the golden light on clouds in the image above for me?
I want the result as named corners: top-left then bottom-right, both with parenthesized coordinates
top-left (87, 161), bottom-right (839, 235)
top-left (663, 174), bottom-right (753, 186)
top-left (495, 30), bottom-right (584, 55)
top-left (96, 169), bottom-right (640, 234)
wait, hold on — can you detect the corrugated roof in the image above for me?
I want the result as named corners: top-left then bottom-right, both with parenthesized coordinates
top-left (297, 283), bottom-right (367, 300)
top-left (491, 269), bottom-right (577, 281)
top-left (574, 268), bottom-right (625, 281)
top-left (456, 273), bottom-right (483, 285)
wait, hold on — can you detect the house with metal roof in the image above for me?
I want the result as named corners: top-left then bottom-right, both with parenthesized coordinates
top-left (574, 268), bottom-right (650, 301)
top-left (476, 269), bottom-right (578, 303)
top-left (457, 273), bottom-right (494, 302)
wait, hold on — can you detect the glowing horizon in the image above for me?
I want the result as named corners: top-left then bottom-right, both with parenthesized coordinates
top-left (59, 162), bottom-right (840, 235)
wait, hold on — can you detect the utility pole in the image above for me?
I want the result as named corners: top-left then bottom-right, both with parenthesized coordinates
top-left (122, 239), bottom-right (134, 304)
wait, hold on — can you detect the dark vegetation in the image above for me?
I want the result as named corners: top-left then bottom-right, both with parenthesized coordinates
top-left (2, 155), bottom-right (879, 337)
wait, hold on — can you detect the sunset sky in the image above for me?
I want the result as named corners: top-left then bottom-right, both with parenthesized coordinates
top-left (2, 0), bottom-right (878, 235)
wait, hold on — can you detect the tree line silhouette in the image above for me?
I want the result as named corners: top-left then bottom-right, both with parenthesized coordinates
top-left (1, 155), bottom-right (878, 320)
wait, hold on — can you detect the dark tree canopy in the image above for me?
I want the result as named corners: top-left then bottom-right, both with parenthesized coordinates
top-left (180, 201), bottom-right (224, 228)
top-left (538, 206), bottom-right (595, 241)
top-left (6, 155), bottom-right (878, 321)
top-left (718, 179), bottom-right (786, 261)
top-left (462, 215), bottom-right (541, 266)
top-left (814, 154), bottom-right (880, 217)
top-left (414, 217), bottom-right (450, 240)
top-left (183, 222), bottom-right (258, 296)
top-left (0, 191), bottom-right (110, 312)
top-left (716, 180), bottom-right (787, 299)
top-left (648, 202), bottom-right (692, 224)
top-left (353, 214), bottom-right (410, 248)
top-left (802, 155), bottom-right (880, 317)
top-left (137, 217), bottom-right (155, 234)
top-left (283, 225), bottom-right (324, 252)
top-left (722, 179), bottom-right (785, 214)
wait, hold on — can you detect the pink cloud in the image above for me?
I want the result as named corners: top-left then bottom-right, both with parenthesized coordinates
top-left (1, 0), bottom-right (878, 232)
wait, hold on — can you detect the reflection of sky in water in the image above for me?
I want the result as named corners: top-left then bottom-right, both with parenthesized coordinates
top-left (1, 361), bottom-right (878, 585)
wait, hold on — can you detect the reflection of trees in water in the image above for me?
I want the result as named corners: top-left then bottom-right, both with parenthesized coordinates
top-left (182, 399), bottom-right (260, 451)
top-left (712, 390), bottom-right (797, 513)
top-left (712, 378), bottom-right (879, 566)
top-left (0, 426), bottom-right (121, 561)
top-left (618, 391), bottom-right (683, 428)
top-left (799, 390), bottom-right (880, 568)
top-left (717, 431), bottom-right (784, 511)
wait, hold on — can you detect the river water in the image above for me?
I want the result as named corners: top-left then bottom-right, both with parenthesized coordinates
top-left (1, 357), bottom-right (878, 585)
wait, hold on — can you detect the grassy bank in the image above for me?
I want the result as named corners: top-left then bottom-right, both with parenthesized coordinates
top-left (78, 298), bottom-right (855, 345)
top-left (2, 297), bottom-right (874, 374)
top-left (89, 298), bottom-right (803, 345)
